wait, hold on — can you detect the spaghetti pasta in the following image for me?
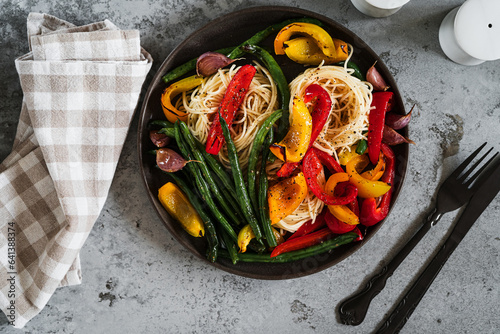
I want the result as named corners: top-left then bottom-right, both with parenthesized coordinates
top-left (183, 62), bottom-right (279, 170)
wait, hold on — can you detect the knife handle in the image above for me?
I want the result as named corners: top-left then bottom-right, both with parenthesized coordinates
top-left (375, 235), bottom-right (461, 333)
top-left (338, 208), bottom-right (442, 326)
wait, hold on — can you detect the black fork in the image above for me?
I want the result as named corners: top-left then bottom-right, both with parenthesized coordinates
top-left (338, 142), bottom-right (499, 326)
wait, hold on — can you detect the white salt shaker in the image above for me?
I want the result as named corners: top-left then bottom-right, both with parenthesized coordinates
top-left (439, 0), bottom-right (500, 65)
top-left (350, 0), bottom-right (410, 18)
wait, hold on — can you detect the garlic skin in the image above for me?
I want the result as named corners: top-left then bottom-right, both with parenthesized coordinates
top-left (366, 62), bottom-right (390, 91)
top-left (382, 125), bottom-right (415, 146)
top-left (196, 52), bottom-right (236, 76)
top-left (385, 105), bottom-right (414, 130)
top-left (149, 130), bottom-right (171, 148)
top-left (156, 148), bottom-right (188, 172)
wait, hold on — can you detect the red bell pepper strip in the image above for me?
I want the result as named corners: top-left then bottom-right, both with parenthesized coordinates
top-left (276, 161), bottom-right (300, 178)
top-left (380, 143), bottom-right (395, 185)
top-left (368, 91), bottom-right (393, 164)
top-left (314, 148), bottom-right (344, 174)
top-left (335, 182), bottom-right (361, 217)
top-left (277, 84), bottom-right (332, 177)
top-left (270, 227), bottom-right (334, 257)
top-left (353, 226), bottom-right (364, 241)
top-left (287, 208), bottom-right (327, 241)
top-left (302, 148), bottom-right (357, 205)
top-left (325, 209), bottom-right (356, 234)
top-left (205, 64), bottom-right (256, 155)
top-left (360, 143), bottom-right (395, 226)
top-left (304, 84), bottom-right (332, 147)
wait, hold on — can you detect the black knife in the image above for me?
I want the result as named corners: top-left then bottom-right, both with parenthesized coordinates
top-left (376, 158), bottom-right (500, 334)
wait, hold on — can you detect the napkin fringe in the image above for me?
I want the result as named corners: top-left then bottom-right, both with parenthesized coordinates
top-left (27, 13), bottom-right (75, 50)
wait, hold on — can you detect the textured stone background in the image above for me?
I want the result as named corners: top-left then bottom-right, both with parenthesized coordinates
top-left (1, 0), bottom-right (499, 333)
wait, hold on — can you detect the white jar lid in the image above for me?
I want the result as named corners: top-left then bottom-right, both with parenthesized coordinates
top-left (366, 0), bottom-right (410, 10)
top-left (350, 0), bottom-right (410, 18)
top-left (454, 0), bottom-right (500, 61)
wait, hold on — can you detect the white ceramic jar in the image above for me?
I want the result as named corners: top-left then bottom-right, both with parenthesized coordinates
top-left (439, 0), bottom-right (500, 65)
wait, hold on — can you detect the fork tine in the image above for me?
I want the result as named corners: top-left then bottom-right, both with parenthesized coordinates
top-left (449, 142), bottom-right (487, 179)
top-left (465, 152), bottom-right (500, 189)
top-left (459, 147), bottom-right (494, 183)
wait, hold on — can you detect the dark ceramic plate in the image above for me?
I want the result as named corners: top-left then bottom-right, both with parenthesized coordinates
top-left (138, 6), bottom-right (408, 280)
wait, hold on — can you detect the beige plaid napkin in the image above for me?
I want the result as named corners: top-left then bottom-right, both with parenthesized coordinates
top-left (0, 13), bottom-right (152, 328)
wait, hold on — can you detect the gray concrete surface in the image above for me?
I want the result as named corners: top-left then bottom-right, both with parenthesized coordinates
top-left (1, 0), bottom-right (499, 333)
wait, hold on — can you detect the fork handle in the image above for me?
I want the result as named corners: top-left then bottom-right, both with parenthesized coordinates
top-left (375, 233), bottom-right (460, 333)
top-left (338, 208), bottom-right (442, 326)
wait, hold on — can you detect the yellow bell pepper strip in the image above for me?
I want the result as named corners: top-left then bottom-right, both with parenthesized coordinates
top-left (325, 171), bottom-right (350, 190)
top-left (360, 143), bottom-right (395, 226)
top-left (338, 144), bottom-right (360, 166)
top-left (277, 83), bottom-right (332, 177)
top-left (274, 22), bottom-right (337, 57)
top-left (157, 182), bottom-right (205, 237)
top-left (346, 153), bottom-right (391, 198)
top-left (302, 148), bottom-right (358, 205)
top-left (361, 152), bottom-right (386, 181)
top-left (283, 36), bottom-right (349, 65)
top-left (325, 173), bottom-right (360, 225)
top-left (268, 172), bottom-right (308, 225)
top-left (237, 224), bottom-right (256, 253)
top-left (367, 91), bottom-right (394, 164)
top-left (328, 205), bottom-right (359, 225)
top-left (325, 181), bottom-right (360, 231)
top-left (284, 37), bottom-right (322, 64)
top-left (270, 96), bottom-right (312, 163)
top-left (161, 75), bottom-right (204, 123)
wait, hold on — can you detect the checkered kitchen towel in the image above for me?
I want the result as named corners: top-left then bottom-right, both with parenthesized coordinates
top-left (0, 13), bottom-right (152, 328)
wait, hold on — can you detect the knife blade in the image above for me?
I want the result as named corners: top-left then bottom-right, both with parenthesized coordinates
top-left (376, 157), bottom-right (500, 334)
top-left (447, 159), bottom-right (500, 245)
